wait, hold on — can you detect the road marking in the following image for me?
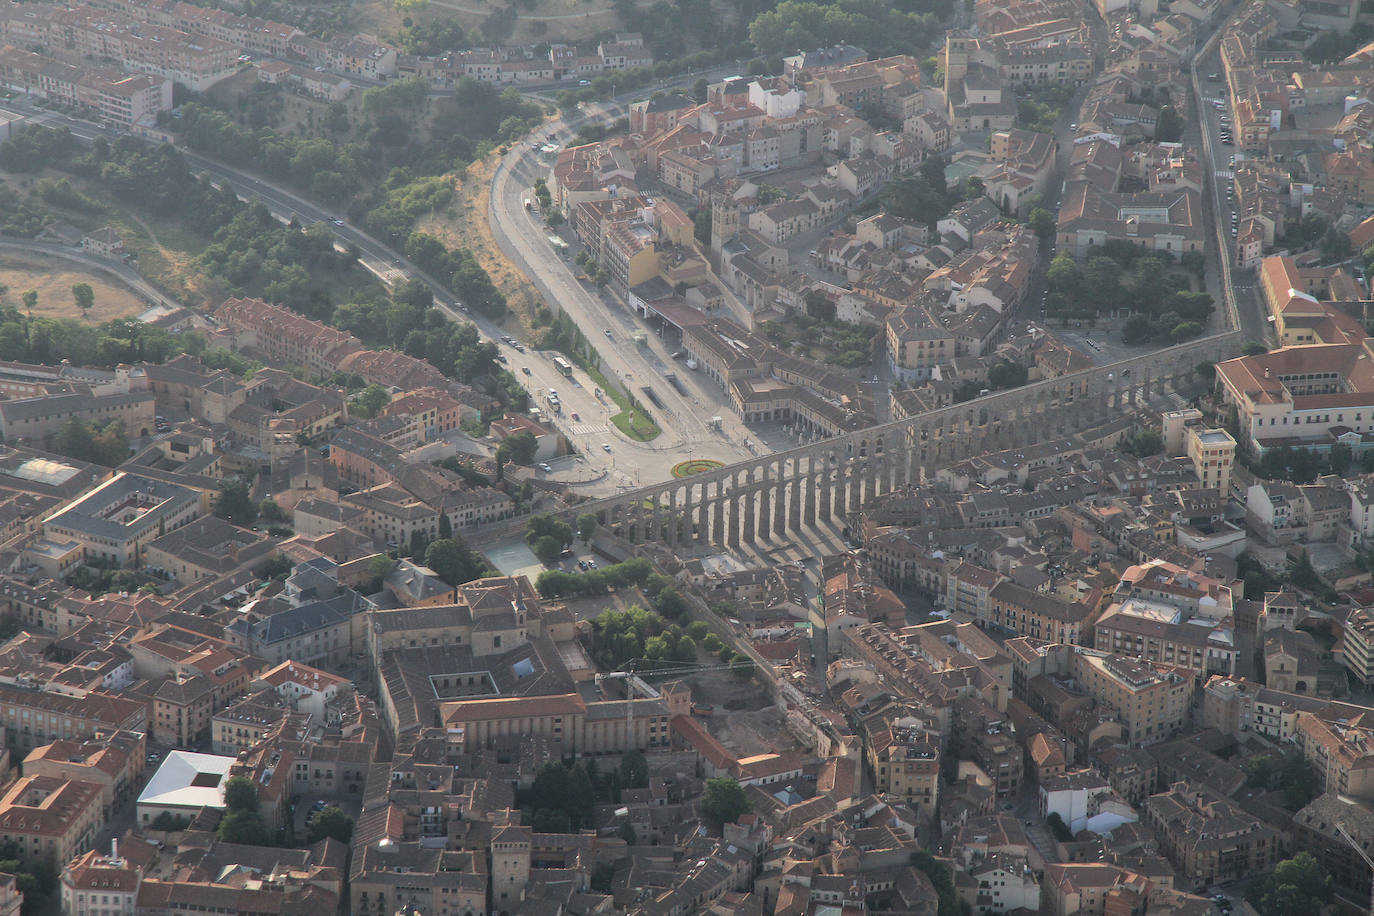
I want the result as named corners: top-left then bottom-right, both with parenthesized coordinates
top-left (1214, 169), bottom-right (1234, 179)
top-left (567, 422), bottom-right (611, 436)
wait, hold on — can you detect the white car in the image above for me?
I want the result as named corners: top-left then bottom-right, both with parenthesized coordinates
top-left (602, 443), bottom-right (612, 452)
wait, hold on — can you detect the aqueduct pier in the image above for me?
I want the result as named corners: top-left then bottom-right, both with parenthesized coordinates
top-left (484, 331), bottom-right (1243, 548)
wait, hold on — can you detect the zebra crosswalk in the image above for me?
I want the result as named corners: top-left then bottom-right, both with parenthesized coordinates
top-left (567, 422), bottom-right (610, 436)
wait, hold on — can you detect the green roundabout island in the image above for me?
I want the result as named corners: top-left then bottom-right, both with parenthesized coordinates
top-left (670, 459), bottom-right (725, 478)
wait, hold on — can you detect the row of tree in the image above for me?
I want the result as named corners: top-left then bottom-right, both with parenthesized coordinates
top-left (535, 556), bottom-right (655, 597)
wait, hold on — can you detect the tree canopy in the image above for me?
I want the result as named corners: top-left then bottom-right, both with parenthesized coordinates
top-left (1247, 852), bottom-right (1331, 916)
top-left (702, 777), bottom-right (750, 824)
top-left (306, 806), bottom-right (355, 844)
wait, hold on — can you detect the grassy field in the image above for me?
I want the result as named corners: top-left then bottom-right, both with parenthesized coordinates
top-left (0, 253), bottom-right (147, 322)
top-left (416, 154), bottom-right (547, 334)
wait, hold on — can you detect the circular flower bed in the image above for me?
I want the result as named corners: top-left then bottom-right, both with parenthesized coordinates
top-left (671, 458), bottom-right (725, 478)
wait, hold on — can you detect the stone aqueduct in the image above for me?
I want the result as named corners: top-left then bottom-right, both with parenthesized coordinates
top-left (499, 332), bottom-right (1243, 548)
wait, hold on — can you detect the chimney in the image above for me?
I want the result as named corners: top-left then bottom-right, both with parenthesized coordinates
top-left (111, 838), bottom-right (118, 860)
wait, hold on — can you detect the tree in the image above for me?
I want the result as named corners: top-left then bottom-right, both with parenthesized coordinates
top-left (1047, 255), bottom-right (1083, 302)
top-left (526, 514), bottom-right (573, 548)
top-left (71, 283), bottom-right (94, 318)
top-left (1155, 105), bottom-right (1185, 143)
top-left (1181, 250), bottom-right (1205, 278)
top-left (224, 775), bottom-right (260, 812)
top-left (1278, 753), bottom-right (1318, 810)
top-left (653, 587), bottom-right (688, 619)
top-left (1028, 207), bottom-right (1055, 239)
top-left (496, 430), bottom-right (539, 466)
top-left (1121, 314), bottom-right (1155, 345)
top-left (576, 512), bottom-right (598, 542)
top-left (531, 534), bottom-right (563, 565)
top-left (1320, 225), bottom-right (1352, 261)
top-left (425, 537), bottom-right (478, 585)
top-left (1242, 341), bottom-right (1268, 356)
top-left (617, 823), bottom-right (637, 844)
top-left (986, 360), bottom-right (1028, 390)
top-left (365, 554), bottom-right (396, 588)
top-left (438, 513), bottom-right (452, 540)
top-left (307, 806), bottom-right (354, 843)
top-left (1330, 441), bottom-right (1353, 475)
top-left (691, 77), bottom-right (708, 103)
top-left (55, 417), bottom-right (97, 463)
top-left (1304, 29), bottom-right (1358, 64)
top-left (1248, 852), bottom-right (1331, 916)
top-left (1170, 320), bottom-right (1202, 344)
top-left (1046, 811), bottom-right (1073, 842)
top-left (1128, 430), bottom-right (1164, 457)
top-left (357, 384), bottom-right (391, 418)
top-left (1245, 754), bottom-right (1274, 788)
top-left (909, 850), bottom-right (969, 916)
top-left (214, 479), bottom-right (258, 526)
top-left (803, 289), bottom-right (836, 320)
top-left (619, 749), bottom-right (649, 788)
top-left (20, 290), bottom-right (36, 314)
top-left (702, 777), bottom-right (749, 825)
top-left (1288, 550), bottom-right (1321, 592)
top-left (886, 172), bottom-right (948, 227)
top-left (217, 809), bottom-right (272, 845)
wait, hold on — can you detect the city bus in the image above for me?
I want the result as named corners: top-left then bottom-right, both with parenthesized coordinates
top-left (553, 356), bottom-right (574, 377)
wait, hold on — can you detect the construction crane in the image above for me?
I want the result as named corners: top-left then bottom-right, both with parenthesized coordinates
top-left (1333, 819), bottom-right (1374, 915)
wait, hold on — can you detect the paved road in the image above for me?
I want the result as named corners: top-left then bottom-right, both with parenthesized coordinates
top-left (489, 95), bottom-right (770, 478)
top-left (18, 92), bottom-right (766, 492)
top-left (1193, 32), bottom-right (1268, 345)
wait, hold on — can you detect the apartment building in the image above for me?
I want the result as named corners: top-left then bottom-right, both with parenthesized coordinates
top-left (50, 9), bottom-right (237, 91)
top-left (0, 684), bottom-right (145, 753)
top-left (867, 726), bottom-right (940, 817)
top-left (1186, 427), bottom-right (1235, 495)
top-left (1143, 783), bottom-right (1280, 888)
top-left (1340, 606), bottom-right (1374, 686)
top-left (1073, 652), bottom-right (1190, 747)
top-left (1295, 711), bottom-right (1374, 801)
top-left (1092, 598), bottom-right (1236, 677)
top-left (23, 732), bottom-right (144, 818)
top-left (987, 580), bottom-right (1089, 644)
top-left (61, 845), bottom-right (142, 916)
top-left (216, 298), bottom-right (361, 377)
top-left (0, 775), bottom-right (104, 867)
top-left (0, 48), bottom-right (172, 128)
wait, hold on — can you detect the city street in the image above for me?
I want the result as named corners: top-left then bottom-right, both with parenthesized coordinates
top-left (1192, 43), bottom-right (1270, 345)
